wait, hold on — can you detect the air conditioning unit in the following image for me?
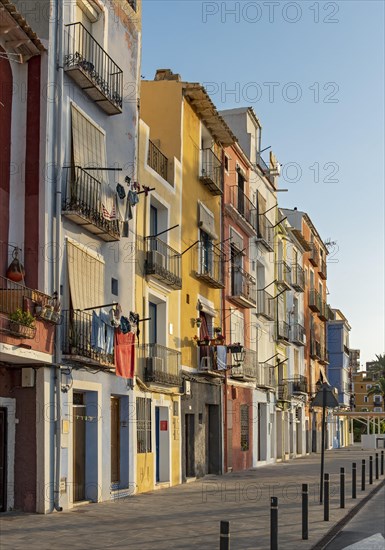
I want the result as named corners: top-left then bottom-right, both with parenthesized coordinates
top-left (147, 250), bottom-right (165, 269)
top-left (145, 356), bottom-right (164, 379)
top-left (184, 380), bottom-right (191, 395)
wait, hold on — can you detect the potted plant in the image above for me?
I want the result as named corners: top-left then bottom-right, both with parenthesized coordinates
top-left (9, 308), bottom-right (36, 339)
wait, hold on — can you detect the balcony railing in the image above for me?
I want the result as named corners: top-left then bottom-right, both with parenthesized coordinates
top-left (0, 275), bottom-right (51, 316)
top-left (319, 345), bottom-right (329, 364)
top-left (226, 186), bottom-right (257, 234)
top-left (231, 348), bottom-right (258, 380)
top-left (285, 375), bottom-right (308, 395)
top-left (257, 214), bottom-right (274, 252)
top-left (256, 152), bottom-right (275, 185)
top-left (148, 140), bottom-right (168, 181)
top-left (290, 323), bottom-right (306, 346)
top-left (257, 290), bottom-right (275, 320)
top-left (195, 241), bottom-right (224, 289)
top-left (291, 263), bottom-right (305, 292)
top-left (308, 243), bottom-right (320, 267)
top-left (310, 333), bottom-right (321, 359)
top-left (278, 383), bottom-right (289, 401)
top-left (62, 166), bottom-right (120, 242)
top-left (138, 343), bottom-right (181, 386)
top-left (257, 362), bottom-right (276, 388)
top-left (308, 289), bottom-right (321, 312)
top-left (319, 257), bottom-right (327, 279)
top-left (145, 238), bottom-right (182, 290)
top-left (276, 320), bottom-right (290, 343)
top-left (199, 148), bottom-right (223, 195)
top-left (64, 22), bottom-right (123, 115)
top-left (318, 301), bottom-right (329, 322)
top-left (62, 309), bottom-right (114, 368)
top-left (276, 261), bottom-right (291, 289)
top-left (229, 266), bottom-right (256, 308)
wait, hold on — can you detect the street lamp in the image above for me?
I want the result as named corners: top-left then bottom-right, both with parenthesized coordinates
top-left (228, 343), bottom-right (246, 366)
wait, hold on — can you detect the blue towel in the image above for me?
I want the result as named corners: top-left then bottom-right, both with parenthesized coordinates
top-left (91, 311), bottom-right (105, 352)
top-left (216, 345), bottom-right (227, 370)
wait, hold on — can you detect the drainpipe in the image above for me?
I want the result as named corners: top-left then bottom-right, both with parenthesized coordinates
top-left (221, 150), bottom-right (228, 474)
top-left (53, 0), bottom-right (64, 512)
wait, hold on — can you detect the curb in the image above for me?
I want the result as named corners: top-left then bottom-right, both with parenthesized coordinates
top-left (311, 478), bottom-right (385, 550)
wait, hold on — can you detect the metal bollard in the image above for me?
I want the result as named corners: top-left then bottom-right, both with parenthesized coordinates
top-left (220, 521), bottom-right (230, 550)
top-left (369, 456), bottom-right (373, 485)
top-left (376, 453), bottom-right (379, 480)
top-left (302, 484), bottom-right (308, 540)
top-left (324, 473), bottom-right (329, 521)
top-left (382, 451), bottom-right (384, 476)
top-left (361, 459), bottom-right (366, 491)
top-left (340, 467), bottom-right (345, 508)
top-left (270, 497), bottom-right (278, 550)
top-left (352, 462), bottom-right (357, 499)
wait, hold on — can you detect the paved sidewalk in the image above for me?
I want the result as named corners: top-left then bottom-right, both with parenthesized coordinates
top-left (1, 447), bottom-right (384, 550)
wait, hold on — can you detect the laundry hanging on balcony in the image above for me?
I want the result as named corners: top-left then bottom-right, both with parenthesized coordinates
top-left (216, 345), bottom-right (227, 370)
top-left (91, 308), bottom-right (114, 355)
top-left (115, 330), bottom-right (135, 379)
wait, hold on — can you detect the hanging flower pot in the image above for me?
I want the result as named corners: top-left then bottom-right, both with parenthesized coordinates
top-left (6, 248), bottom-right (25, 282)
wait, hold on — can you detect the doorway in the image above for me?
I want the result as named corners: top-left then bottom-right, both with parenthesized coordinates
top-left (185, 414), bottom-right (195, 478)
top-left (73, 393), bottom-right (86, 502)
top-left (0, 408), bottom-right (7, 512)
top-left (155, 406), bottom-right (170, 483)
top-left (111, 397), bottom-right (120, 485)
top-left (207, 405), bottom-right (220, 474)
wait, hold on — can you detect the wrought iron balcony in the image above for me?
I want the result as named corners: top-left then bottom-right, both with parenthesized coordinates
top-left (276, 320), bottom-right (290, 344)
top-left (308, 243), bottom-right (320, 267)
top-left (225, 186), bottom-right (257, 235)
top-left (290, 323), bottom-right (306, 346)
top-left (257, 290), bottom-right (275, 320)
top-left (276, 261), bottom-right (291, 289)
top-left (138, 343), bottom-right (181, 386)
top-left (308, 289), bottom-right (321, 312)
top-left (199, 148), bottom-right (223, 195)
top-left (229, 266), bottom-right (256, 308)
top-left (278, 382), bottom-right (289, 401)
top-left (256, 214), bottom-right (274, 252)
top-left (62, 166), bottom-right (120, 241)
top-left (319, 258), bottom-right (327, 280)
top-left (310, 333), bottom-right (321, 360)
top-left (319, 345), bottom-right (329, 365)
top-left (64, 22), bottom-right (123, 115)
top-left (198, 346), bottom-right (227, 373)
top-left (318, 300), bottom-right (329, 322)
top-left (285, 375), bottom-right (308, 395)
top-left (291, 263), bottom-right (305, 292)
top-left (148, 140), bottom-right (168, 181)
top-left (257, 362), bottom-right (276, 388)
top-left (0, 276), bottom-right (55, 355)
top-left (231, 348), bottom-right (257, 380)
top-left (195, 241), bottom-right (224, 289)
top-left (256, 152), bottom-right (275, 185)
top-left (145, 238), bottom-right (182, 290)
top-left (61, 309), bottom-right (114, 368)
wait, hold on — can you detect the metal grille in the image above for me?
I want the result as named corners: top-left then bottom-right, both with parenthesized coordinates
top-left (240, 404), bottom-right (249, 451)
top-left (136, 397), bottom-right (151, 454)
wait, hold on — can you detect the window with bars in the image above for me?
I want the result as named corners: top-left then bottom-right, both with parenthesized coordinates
top-left (136, 397), bottom-right (152, 453)
top-left (240, 404), bottom-right (249, 451)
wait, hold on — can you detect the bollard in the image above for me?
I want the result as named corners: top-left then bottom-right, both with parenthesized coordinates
top-left (340, 467), bottom-right (345, 509)
top-left (369, 456), bottom-right (373, 485)
top-left (361, 459), bottom-right (366, 491)
top-left (352, 462), bottom-right (357, 499)
top-left (382, 451), bottom-right (384, 476)
top-left (302, 484), bottom-right (308, 540)
top-left (376, 453), bottom-right (379, 480)
top-left (220, 520), bottom-right (230, 550)
top-left (324, 473), bottom-right (329, 521)
top-left (270, 497), bottom-right (278, 550)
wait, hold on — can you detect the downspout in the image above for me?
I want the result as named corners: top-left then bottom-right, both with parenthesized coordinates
top-left (53, 0), bottom-right (64, 512)
top-left (221, 149), bottom-right (228, 474)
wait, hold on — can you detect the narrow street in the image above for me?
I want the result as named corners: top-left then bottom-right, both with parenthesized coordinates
top-left (1, 447), bottom-right (384, 550)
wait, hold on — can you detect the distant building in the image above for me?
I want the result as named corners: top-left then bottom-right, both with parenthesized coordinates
top-left (353, 372), bottom-right (383, 412)
top-left (349, 349), bottom-right (361, 374)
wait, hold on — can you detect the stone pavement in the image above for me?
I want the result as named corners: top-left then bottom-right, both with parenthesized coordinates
top-left (1, 446), bottom-right (384, 550)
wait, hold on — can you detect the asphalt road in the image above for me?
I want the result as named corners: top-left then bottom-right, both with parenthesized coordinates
top-left (325, 485), bottom-right (385, 549)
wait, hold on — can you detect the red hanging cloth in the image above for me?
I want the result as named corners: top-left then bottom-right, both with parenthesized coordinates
top-left (199, 312), bottom-right (210, 340)
top-left (114, 330), bottom-right (135, 379)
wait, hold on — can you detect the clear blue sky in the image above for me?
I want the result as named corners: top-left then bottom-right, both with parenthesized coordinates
top-left (141, 0), bottom-right (385, 367)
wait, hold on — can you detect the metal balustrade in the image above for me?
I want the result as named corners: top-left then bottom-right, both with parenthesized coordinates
top-left (199, 148), bottom-right (223, 195)
top-left (285, 375), bottom-right (308, 395)
top-left (226, 186), bottom-right (257, 233)
top-left (257, 362), bottom-right (277, 388)
top-left (195, 241), bottom-right (224, 288)
top-left (64, 22), bottom-right (123, 115)
top-left (231, 348), bottom-right (257, 380)
top-left (145, 237), bottom-right (182, 290)
top-left (290, 323), bottom-right (306, 346)
top-left (257, 213), bottom-right (274, 252)
top-left (309, 289), bottom-right (321, 312)
top-left (276, 261), bottom-right (291, 289)
top-left (257, 289), bottom-right (275, 320)
top-left (229, 266), bottom-right (256, 308)
top-left (291, 263), bottom-right (305, 292)
top-left (148, 140), bottom-right (168, 180)
top-left (62, 166), bottom-right (120, 241)
top-left (276, 320), bottom-right (290, 342)
top-left (308, 243), bottom-right (320, 267)
top-left (138, 343), bottom-right (181, 386)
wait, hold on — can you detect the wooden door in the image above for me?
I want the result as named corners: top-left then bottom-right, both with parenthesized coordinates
top-left (111, 397), bottom-right (120, 484)
top-left (0, 408), bottom-right (7, 512)
top-left (73, 393), bottom-right (86, 502)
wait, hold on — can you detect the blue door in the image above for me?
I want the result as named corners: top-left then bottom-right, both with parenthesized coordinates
top-left (155, 406), bottom-right (160, 482)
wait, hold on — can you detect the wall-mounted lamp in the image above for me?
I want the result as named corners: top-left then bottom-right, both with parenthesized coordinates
top-left (228, 343), bottom-right (246, 366)
top-left (195, 317), bottom-right (202, 329)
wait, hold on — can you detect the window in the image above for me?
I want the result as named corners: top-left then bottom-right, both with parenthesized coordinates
top-left (127, 0), bottom-right (137, 11)
top-left (366, 384), bottom-right (372, 390)
top-left (111, 278), bottom-right (118, 296)
top-left (374, 395), bottom-right (382, 404)
top-left (136, 397), bottom-right (151, 453)
top-left (200, 230), bottom-right (213, 274)
top-left (374, 407), bottom-right (383, 412)
top-left (240, 405), bottom-right (249, 451)
top-left (364, 396), bottom-right (368, 403)
top-left (224, 155), bottom-right (229, 173)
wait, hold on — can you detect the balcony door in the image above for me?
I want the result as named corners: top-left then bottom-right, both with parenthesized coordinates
top-left (237, 172), bottom-right (245, 217)
top-left (73, 393), bottom-right (86, 502)
top-left (149, 302), bottom-right (157, 345)
top-left (231, 245), bottom-right (242, 296)
top-left (111, 397), bottom-right (120, 485)
top-left (0, 408), bottom-right (6, 512)
top-left (150, 205), bottom-right (158, 250)
top-left (200, 230), bottom-right (213, 275)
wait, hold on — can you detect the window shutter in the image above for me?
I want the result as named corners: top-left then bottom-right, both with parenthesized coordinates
top-left (198, 202), bottom-right (218, 240)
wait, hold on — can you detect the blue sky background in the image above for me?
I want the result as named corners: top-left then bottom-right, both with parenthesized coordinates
top-left (141, 0), bottom-right (385, 366)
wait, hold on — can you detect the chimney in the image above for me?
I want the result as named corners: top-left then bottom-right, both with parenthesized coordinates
top-left (154, 69), bottom-right (181, 82)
